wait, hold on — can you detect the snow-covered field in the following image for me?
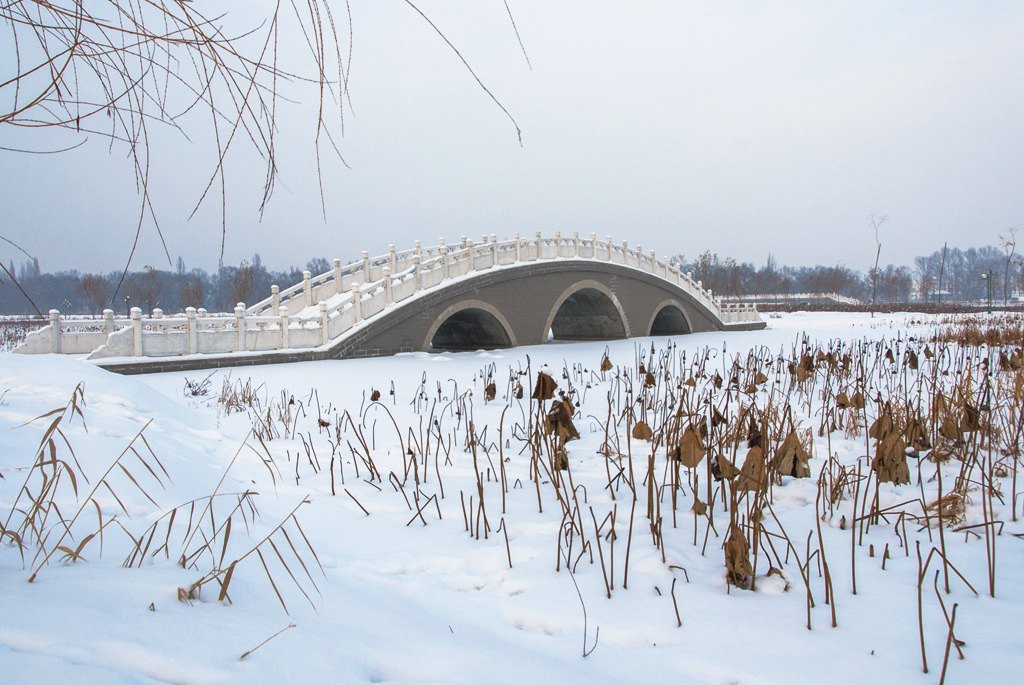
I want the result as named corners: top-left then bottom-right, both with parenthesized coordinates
top-left (2, 312), bottom-right (1022, 684)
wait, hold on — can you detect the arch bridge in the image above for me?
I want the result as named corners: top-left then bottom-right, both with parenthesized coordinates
top-left (16, 234), bottom-right (763, 373)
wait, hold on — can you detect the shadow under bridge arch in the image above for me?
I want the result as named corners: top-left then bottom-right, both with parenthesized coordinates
top-left (424, 300), bottom-right (518, 352)
top-left (648, 299), bottom-right (692, 336)
top-left (544, 280), bottom-right (630, 342)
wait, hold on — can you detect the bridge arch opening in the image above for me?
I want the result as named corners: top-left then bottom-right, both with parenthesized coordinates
top-left (548, 286), bottom-right (628, 341)
top-left (650, 303), bottom-right (690, 336)
top-left (428, 307), bottom-right (514, 352)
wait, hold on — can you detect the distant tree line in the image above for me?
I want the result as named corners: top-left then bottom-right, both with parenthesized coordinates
top-left (1, 243), bottom-right (1021, 316)
top-left (670, 243), bottom-right (1021, 304)
top-left (0, 254), bottom-right (338, 316)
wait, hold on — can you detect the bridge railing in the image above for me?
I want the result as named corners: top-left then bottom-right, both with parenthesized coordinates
top-left (15, 232), bottom-right (761, 358)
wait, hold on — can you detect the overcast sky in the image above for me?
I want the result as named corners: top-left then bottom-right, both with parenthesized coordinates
top-left (2, 1), bottom-right (1023, 275)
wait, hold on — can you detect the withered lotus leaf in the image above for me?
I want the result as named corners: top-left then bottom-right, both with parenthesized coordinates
top-left (600, 354), bottom-right (613, 372)
top-left (836, 391), bottom-right (851, 409)
top-left (532, 372), bottom-right (557, 400)
top-left (545, 399), bottom-right (581, 442)
top-left (735, 446), bottom-right (767, 493)
top-left (940, 415), bottom-right (961, 441)
top-left (725, 525), bottom-right (753, 586)
top-left (961, 403), bottom-right (980, 432)
top-left (754, 371), bottom-right (768, 385)
top-left (872, 433), bottom-right (910, 485)
top-left (370, 389), bottom-right (381, 402)
top-left (632, 420), bottom-right (653, 441)
top-left (676, 426), bottom-right (706, 468)
top-left (712, 454), bottom-right (741, 481)
top-left (868, 414), bottom-right (893, 440)
top-left (484, 382), bottom-right (497, 402)
top-left (772, 432), bottom-right (811, 478)
top-left (691, 497), bottom-right (707, 516)
top-left (906, 349), bottom-right (919, 370)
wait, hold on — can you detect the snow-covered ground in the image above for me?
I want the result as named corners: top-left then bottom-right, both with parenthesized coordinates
top-left (1, 312), bottom-right (1022, 684)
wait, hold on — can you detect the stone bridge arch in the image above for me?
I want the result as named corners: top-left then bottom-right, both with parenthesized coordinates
top-left (544, 280), bottom-right (630, 342)
top-left (423, 300), bottom-right (518, 351)
top-left (647, 299), bottom-right (693, 336)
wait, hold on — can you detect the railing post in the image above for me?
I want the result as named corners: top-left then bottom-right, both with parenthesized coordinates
top-left (440, 239), bottom-right (449, 279)
top-left (606, 236), bottom-right (613, 260)
top-left (186, 307), bottom-right (197, 354)
top-left (153, 308), bottom-right (163, 319)
top-left (280, 313), bottom-right (290, 348)
top-left (271, 285), bottom-right (280, 315)
top-left (554, 231), bottom-right (561, 258)
top-left (491, 234), bottom-right (498, 267)
top-left (351, 283), bottom-right (361, 323)
top-left (235, 303), bottom-right (246, 351)
top-left (514, 232), bottom-right (521, 262)
top-left (589, 232), bottom-right (596, 258)
top-left (466, 239), bottom-right (475, 272)
top-left (320, 302), bottom-right (330, 345)
top-left (461, 235), bottom-right (467, 248)
top-left (362, 251), bottom-right (370, 282)
top-left (535, 231), bottom-right (542, 260)
top-left (49, 309), bottom-right (61, 353)
top-left (103, 309), bottom-right (114, 337)
top-left (131, 307), bottom-right (143, 356)
top-left (389, 244), bottom-right (396, 274)
top-left (334, 259), bottom-right (342, 294)
top-left (198, 308), bottom-right (207, 318)
top-left (303, 270), bottom-right (312, 308)
top-left (413, 255), bottom-right (421, 290)
top-left (415, 240), bottom-right (422, 259)
top-left (384, 267), bottom-right (392, 304)
top-left (573, 231), bottom-right (580, 256)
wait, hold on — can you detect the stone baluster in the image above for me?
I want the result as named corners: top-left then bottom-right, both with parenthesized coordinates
top-left (384, 267), bottom-right (392, 304)
top-left (466, 239), bottom-right (475, 271)
top-left (320, 302), bottom-right (330, 345)
top-left (303, 270), bottom-right (312, 308)
top-left (514, 232), bottom-right (521, 262)
top-left (49, 309), bottom-right (61, 353)
top-left (440, 238), bottom-right (449, 279)
top-left (271, 285), bottom-right (280, 315)
top-left (334, 259), bottom-right (342, 294)
top-left (490, 234), bottom-right (498, 266)
top-left (280, 313), bottom-right (290, 348)
top-left (235, 303), bottom-right (246, 352)
top-left (413, 255), bottom-right (421, 290)
top-left (573, 231), bottom-right (580, 256)
top-left (389, 244), bottom-right (396, 274)
top-left (131, 307), bottom-right (143, 356)
top-left (186, 307), bottom-right (198, 354)
top-left (351, 283), bottom-right (361, 323)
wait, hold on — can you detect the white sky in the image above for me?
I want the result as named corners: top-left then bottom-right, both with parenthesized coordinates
top-left (2, 1), bottom-right (1023, 274)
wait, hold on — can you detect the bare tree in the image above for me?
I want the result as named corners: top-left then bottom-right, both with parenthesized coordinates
top-left (868, 214), bottom-right (888, 316)
top-left (3, 1), bottom-right (521, 301)
top-left (78, 273), bottom-right (109, 315)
